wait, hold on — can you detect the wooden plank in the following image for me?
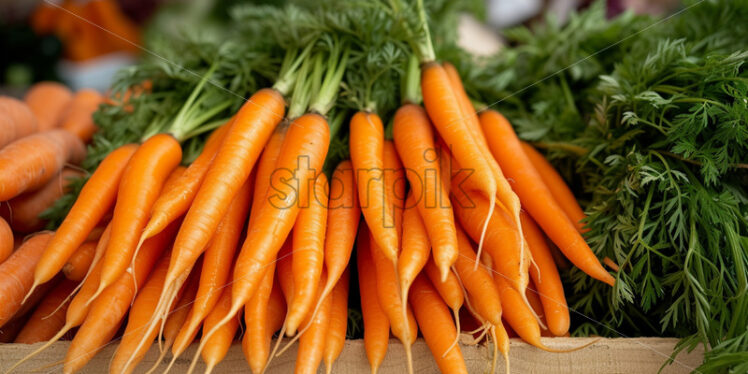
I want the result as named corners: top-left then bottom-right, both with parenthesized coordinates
top-left (0, 338), bottom-right (703, 373)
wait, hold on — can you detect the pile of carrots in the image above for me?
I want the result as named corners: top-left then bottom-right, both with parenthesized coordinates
top-left (0, 4), bottom-right (619, 373)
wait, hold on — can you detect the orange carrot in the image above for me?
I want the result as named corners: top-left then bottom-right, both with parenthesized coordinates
top-left (172, 176), bottom-right (251, 355)
top-left (0, 217), bottom-right (12, 263)
top-left (480, 110), bottom-right (614, 286)
top-left (200, 287), bottom-right (241, 374)
top-left (1, 168), bottom-right (82, 233)
top-left (357, 225), bottom-right (389, 373)
top-left (243, 263), bottom-right (281, 374)
top-left (60, 89), bottom-right (104, 142)
top-left (157, 264), bottom-right (202, 374)
top-left (383, 140), bottom-right (406, 241)
top-left (247, 122), bottom-right (287, 227)
top-left (393, 103), bottom-right (457, 280)
top-left (452, 224), bottom-right (502, 326)
top-left (323, 268), bottom-right (350, 374)
top-left (0, 96), bottom-right (38, 149)
top-left (0, 233), bottom-right (53, 327)
top-left (109, 252), bottom-right (171, 374)
top-left (294, 271), bottom-right (331, 374)
top-left (63, 228), bottom-right (175, 374)
top-left (30, 144), bottom-right (137, 295)
top-left (410, 273), bottom-right (468, 374)
top-left (452, 187), bottom-right (529, 298)
top-left (369, 230), bottom-right (417, 374)
top-left (526, 280), bottom-right (550, 336)
top-left (141, 123), bottom-right (231, 241)
top-left (13, 279), bottom-right (77, 344)
top-left (520, 141), bottom-right (587, 233)
top-left (62, 241), bottom-right (97, 281)
top-left (398, 191), bottom-right (431, 317)
top-left (286, 174), bottom-right (329, 336)
top-left (520, 211), bottom-right (569, 336)
top-left (94, 133), bottom-right (182, 300)
top-left (0, 130), bottom-right (85, 201)
top-left (24, 82), bottom-right (73, 130)
top-left (349, 111), bottom-right (398, 262)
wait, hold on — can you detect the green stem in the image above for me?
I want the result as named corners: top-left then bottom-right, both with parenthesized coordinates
top-left (531, 141), bottom-right (589, 156)
top-left (401, 54), bottom-right (422, 105)
top-left (169, 63), bottom-right (219, 140)
top-left (182, 116), bottom-right (231, 140)
top-left (273, 43), bottom-right (316, 98)
top-left (287, 56), bottom-right (316, 119)
top-left (309, 42), bottom-right (349, 116)
top-left (413, 0), bottom-right (436, 63)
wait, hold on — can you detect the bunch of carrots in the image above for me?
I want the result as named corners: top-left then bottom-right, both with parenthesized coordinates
top-left (0, 3), bottom-right (619, 374)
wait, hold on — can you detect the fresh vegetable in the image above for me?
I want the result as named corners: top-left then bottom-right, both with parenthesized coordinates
top-left (62, 241), bottom-right (97, 282)
top-left (60, 89), bottom-right (104, 143)
top-left (23, 82), bottom-right (72, 131)
top-left (0, 97), bottom-right (37, 149)
top-left (0, 233), bottom-right (53, 327)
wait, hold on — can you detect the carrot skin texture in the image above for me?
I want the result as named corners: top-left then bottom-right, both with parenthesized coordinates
top-left (479, 110), bottom-right (614, 286)
top-left (324, 268), bottom-right (350, 372)
top-left (0, 130), bottom-right (85, 201)
top-left (109, 253), bottom-right (172, 374)
top-left (63, 226), bottom-right (175, 374)
top-left (0, 96), bottom-right (38, 149)
top-left (410, 274), bottom-right (468, 374)
top-left (494, 274), bottom-right (545, 348)
top-left (172, 177), bottom-right (252, 356)
top-left (520, 141), bottom-right (588, 233)
top-left (452, 188), bottom-right (529, 296)
top-left (166, 88), bottom-right (285, 286)
top-left (349, 111), bottom-right (399, 262)
top-left (286, 174), bottom-right (329, 335)
top-left (98, 133), bottom-right (182, 292)
top-left (393, 103), bottom-right (457, 279)
top-left (60, 89), bottom-right (104, 142)
top-left (398, 192), bottom-right (431, 302)
top-left (33, 144), bottom-right (137, 287)
top-left (0, 168), bottom-right (82, 232)
top-left (201, 287), bottom-right (240, 372)
top-left (14, 279), bottom-right (77, 344)
top-left (424, 257), bottom-right (464, 313)
top-left (243, 263), bottom-right (280, 374)
top-left (143, 123), bottom-right (231, 241)
top-left (0, 217), bottom-right (12, 263)
top-left (357, 225), bottom-right (389, 372)
top-left (62, 241), bottom-right (97, 281)
top-left (294, 274), bottom-right (331, 374)
top-left (24, 81), bottom-right (73, 130)
top-left (453, 225), bottom-right (503, 326)
top-left (0, 233), bottom-right (53, 327)
top-left (248, 122), bottom-right (287, 227)
top-left (230, 112), bottom-right (328, 321)
top-left (521, 211), bottom-right (569, 336)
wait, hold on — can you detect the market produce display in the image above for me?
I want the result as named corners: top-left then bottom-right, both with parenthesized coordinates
top-left (0, 0), bottom-right (745, 373)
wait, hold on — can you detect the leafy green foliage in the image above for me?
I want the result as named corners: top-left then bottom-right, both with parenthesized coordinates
top-left (456, 1), bottom-right (748, 372)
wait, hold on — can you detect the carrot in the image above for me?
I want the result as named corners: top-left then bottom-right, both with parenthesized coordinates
top-left (349, 111), bottom-right (399, 262)
top-left (63, 227), bottom-right (175, 374)
top-left (198, 112), bottom-right (327, 351)
top-left (0, 315), bottom-right (28, 343)
top-left (62, 241), bottom-right (97, 281)
top-left (29, 144), bottom-right (137, 296)
top-left (60, 89), bottom-right (104, 142)
top-left (479, 110), bottom-right (614, 286)
top-left (369, 230), bottom-right (417, 374)
top-left (1, 168), bottom-right (83, 233)
top-left (141, 123), bottom-right (231, 242)
top-left (267, 241), bottom-right (293, 364)
top-left (526, 280), bottom-right (550, 336)
top-left (297, 160), bottom-right (359, 345)
top-left (393, 103), bottom-right (457, 280)
top-left (200, 287), bottom-right (240, 374)
top-left (294, 271), bottom-right (331, 374)
top-left (520, 211), bottom-right (569, 336)
top-left (452, 186), bottom-right (530, 299)
top-left (452, 224), bottom-right (503, 326)
top-left (383, 140), bottom-right (406, 240)
top-left (0, 217), bottom-right (12, 263)
top-left (24, 82), bottom-right (73, 131)
top-left (424, 256), bottom-right (464, 341)
top-left (0, 96), bottom-right (38, 149)
top-left (247, 122), bottom-right (287, 227)
top-left (172, 176), bottom-right (252, 356)
top-left (397, 191), bottom-right (431, 321)
top-left (13, 279), bottom-right (77, 344)
top-left (109, 251), bottom-right (172, 374)
top-left (158, 264), bottom-right (202, 374)
top-left (357, 225), bottom-right (389, 373)
top-left (323, 268), bottom-right (350, 374)
top-left (242, 263), bottom-right (282, 374)
top-left (421, 62), bottom-right (499, 264)
top-left (94, 133), bottom-right (182, 301)
top-left (285, 174), bottom-right (329, 336)
top-left (520, 141), bottom-right (588, 233)
top-left (0, 130), bottom-right (85, 201)
top-left (0, 233), bottom-right (53, 327)
top-left (410, 273), bottom-right (468, 374)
